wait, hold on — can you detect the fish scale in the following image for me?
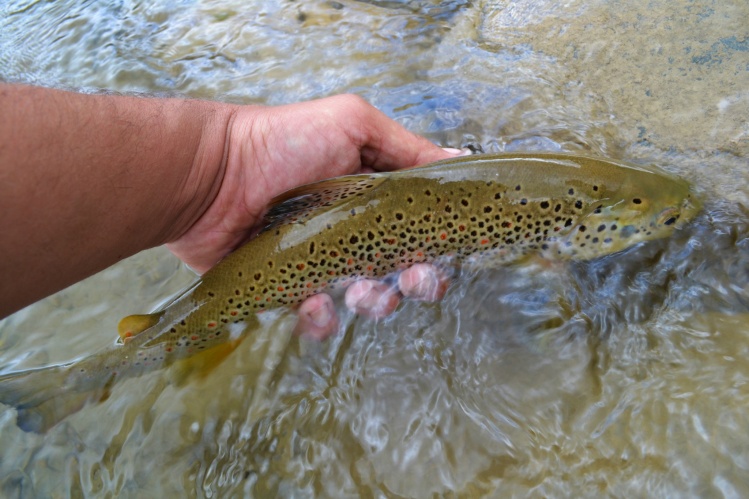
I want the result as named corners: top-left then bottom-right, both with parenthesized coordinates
top-left (0, 152), bottom-right (701, 432)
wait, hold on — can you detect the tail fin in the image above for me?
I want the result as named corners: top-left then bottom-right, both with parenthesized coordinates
top-left (0, 365), bottom-right (100, 433)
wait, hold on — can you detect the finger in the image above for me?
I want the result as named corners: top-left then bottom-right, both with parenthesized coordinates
top-left (295, 293), bottom-right (339, 340)
top-left (397, 263), bottom-right (450, 302)
top-left (344, 279), bottom-right (401, 319)
top-left (324, 94), bottom-right (466, 171)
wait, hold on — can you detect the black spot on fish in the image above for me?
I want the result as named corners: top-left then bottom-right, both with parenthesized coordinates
top-left (540, 201), bottom-right (549, 209)
top-left (520, 199), bottom-right (527, 205)
top-left (515, 185), bottom-right (521, 191)
top-left (461, 199), bottom-right (469, 207)
top-left (633, 198), bottom-right (642, 204)
top-left (575, 200), bottom-right (583, 209)
top-left (597, 224), bottom-right (606, 232)
top-left (568, 188), bottom-right (575, 195)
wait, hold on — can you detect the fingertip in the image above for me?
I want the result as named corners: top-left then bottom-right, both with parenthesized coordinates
top-left (398, 264), bottom-right (449, 302)
top-left (345, 279), bottom-right (401, 318)
top-left (295, 293), bottom-right (339, 341)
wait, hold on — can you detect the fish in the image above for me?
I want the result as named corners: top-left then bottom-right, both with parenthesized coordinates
top-left (0, 152), bottom-right (701, 432)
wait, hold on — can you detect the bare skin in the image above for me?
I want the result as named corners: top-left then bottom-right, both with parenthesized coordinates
top-left (0, 84), bottom-right (451, 335)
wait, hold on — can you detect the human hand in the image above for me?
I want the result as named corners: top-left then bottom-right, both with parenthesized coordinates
top-left (167, 94), bottom-right (460, 339)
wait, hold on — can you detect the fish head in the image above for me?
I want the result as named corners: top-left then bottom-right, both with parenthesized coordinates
top-left (559, 173), bottom-right (702, 259)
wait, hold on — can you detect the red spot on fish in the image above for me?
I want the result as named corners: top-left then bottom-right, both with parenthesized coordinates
top-left (417, 251), bottom-right (424, 257)
top-left (328, 270), bottom-right (335, 275)
top-left (375, 252), bottom-right (381, 258)
top-left (255, 296), bottom-right (261, 301)
top-left (440, 233), bottom-right (447, 240)
top-left (480, 239), bottom-right (489, 245)
top-left (425, 236), bottom-right (431, 243)
top-left (554, 227), bottom-right (561, 232)
top-left (277, 286), bottom-right (284, 292)
top-left (207, 321), bottom-right (217, 328)
top-left (306, 282), bottom-right (313, 288)
top-left (297, 263), bottom-right (305, 270)
top-left (230, 310), bottom-right (238, 316)
top-left (367, 265), bottom-right (373, 271)
top-left (166, 347), bottom-right (172, 352)
top-left (347, 258), bottom-right (354, 265)
top-left (459, 225), bottom-right (466, 231)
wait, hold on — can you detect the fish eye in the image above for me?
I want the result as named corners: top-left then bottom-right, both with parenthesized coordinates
top-left (656, 207), bottom-right (680, 226)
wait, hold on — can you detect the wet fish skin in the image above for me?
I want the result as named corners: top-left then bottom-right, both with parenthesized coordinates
top-left (0, 152), bottom-right (701, 432)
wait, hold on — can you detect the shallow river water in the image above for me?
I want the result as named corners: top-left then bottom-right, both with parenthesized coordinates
top-left (1, 0), bottom-right (749, 497)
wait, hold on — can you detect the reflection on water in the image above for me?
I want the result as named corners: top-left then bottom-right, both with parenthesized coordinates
top-left (1, 0), bottom-right (749, 496)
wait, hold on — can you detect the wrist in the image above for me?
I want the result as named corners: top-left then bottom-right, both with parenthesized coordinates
top-left (160, 99), bottom-right (239, 245)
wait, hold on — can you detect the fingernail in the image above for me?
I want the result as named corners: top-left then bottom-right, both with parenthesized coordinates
top-left (310, 301), bottom-right (333, 328)
top-left (442, 147), bottom-right (463, 155)
top-left (442, 147), bottom-right (472, 157)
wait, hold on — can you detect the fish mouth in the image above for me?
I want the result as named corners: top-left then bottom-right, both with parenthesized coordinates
top-left (680, 193), bottom-right (702, 222)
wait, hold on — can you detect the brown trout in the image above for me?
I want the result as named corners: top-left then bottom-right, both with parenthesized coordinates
top-left (0, 152), bottom-right (701, 432)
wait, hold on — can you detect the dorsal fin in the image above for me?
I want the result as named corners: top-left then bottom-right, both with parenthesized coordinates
top-left (260, 174), bottom-right (386, 231)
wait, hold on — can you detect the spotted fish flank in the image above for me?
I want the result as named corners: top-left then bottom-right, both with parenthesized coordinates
top-left (0, 153), bottom-right (701, 432)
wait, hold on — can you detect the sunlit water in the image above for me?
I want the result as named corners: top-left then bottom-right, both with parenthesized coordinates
top-left (1, 0), bottom-right (749, 496)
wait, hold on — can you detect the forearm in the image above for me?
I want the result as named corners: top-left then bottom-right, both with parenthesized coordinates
top-left (0, 84), bottom-right (234, 317)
